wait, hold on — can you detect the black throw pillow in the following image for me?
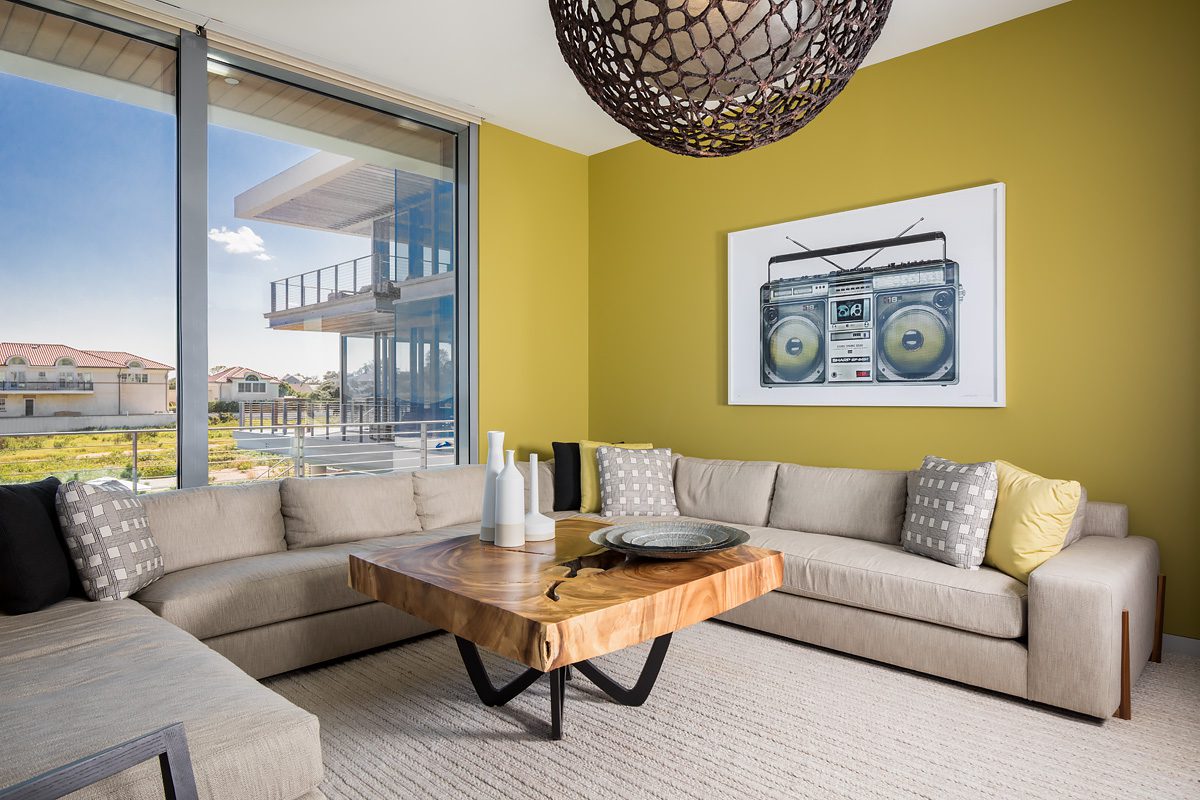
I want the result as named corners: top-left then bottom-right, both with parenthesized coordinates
top-left (0, 476), bottom-right (71, 614)
top-left (551, 441), bottom-right (582, 512)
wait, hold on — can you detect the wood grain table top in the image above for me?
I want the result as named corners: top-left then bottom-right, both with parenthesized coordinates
top-left (349, 517), bottom-right (783, 672)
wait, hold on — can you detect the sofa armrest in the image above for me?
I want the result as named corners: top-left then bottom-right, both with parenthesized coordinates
top-left (1027, 535), bottom-right (1159, 718)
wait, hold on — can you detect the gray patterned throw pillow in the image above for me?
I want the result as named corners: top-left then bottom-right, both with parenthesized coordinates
top-left (902, 456), bottom-right (998, 569)
top-left (56, 480), bottom-right (163, 601)
top-left (596, 447), bottom-right (679, 517)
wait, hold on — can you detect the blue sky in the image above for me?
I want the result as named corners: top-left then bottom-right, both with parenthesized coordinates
top-left (0, 71), bottom-right (366, 378)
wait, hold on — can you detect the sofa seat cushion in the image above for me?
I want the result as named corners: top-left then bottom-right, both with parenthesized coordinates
top-left (744, 526), bottom-right (1027, 639)
top-left (0, 599), bottom-right (322, 800)
top-left (134, 528), bottom-right (468, 640)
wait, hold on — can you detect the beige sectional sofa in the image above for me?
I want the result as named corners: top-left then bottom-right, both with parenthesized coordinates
top-left (0, 456), bottom-right (1159, 798)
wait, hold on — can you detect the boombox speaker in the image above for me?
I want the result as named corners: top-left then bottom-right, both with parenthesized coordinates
top-left (762, 300), bottom-right (825, 384)
top-left (875, 286), bottom-right (956, 382)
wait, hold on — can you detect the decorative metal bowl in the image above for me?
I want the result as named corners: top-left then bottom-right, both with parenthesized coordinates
top-left (590, 521), bottom-right (749, 560)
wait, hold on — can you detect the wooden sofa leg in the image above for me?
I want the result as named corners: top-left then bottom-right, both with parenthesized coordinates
top-left (1115, 609), bottom-right (1131, 720)
top-left (1151, 574), bottom-right (1166, 663)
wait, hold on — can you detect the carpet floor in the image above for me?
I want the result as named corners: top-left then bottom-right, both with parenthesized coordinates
top-left (265, 622), bottom-right (1200, 800)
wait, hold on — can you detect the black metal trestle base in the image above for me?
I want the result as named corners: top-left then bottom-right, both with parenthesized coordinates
top-left (454, 633), bottom-right (672, 740)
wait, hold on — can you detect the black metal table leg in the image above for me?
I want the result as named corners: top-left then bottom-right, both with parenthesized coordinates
top-left (455, 636), bottom-right (544, 707)
top-left (549, 667), bottom-right (565, 740)
top-left (454, 633), bottom-right (672, 739)
top-left (572, 632), bottom-right (672, 706)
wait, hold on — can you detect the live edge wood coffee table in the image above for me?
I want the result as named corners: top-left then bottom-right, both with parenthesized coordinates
top-left (349, 517), bottom-right (783, 740)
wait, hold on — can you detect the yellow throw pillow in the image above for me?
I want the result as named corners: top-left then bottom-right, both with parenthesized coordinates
top-left (984, 460), bottom-right (1082, 583)
top-left (579, 440), bottom-right (653, 513)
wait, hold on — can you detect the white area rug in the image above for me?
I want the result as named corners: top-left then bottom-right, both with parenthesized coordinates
top-left (265, 622), bottom-right (1200, 800)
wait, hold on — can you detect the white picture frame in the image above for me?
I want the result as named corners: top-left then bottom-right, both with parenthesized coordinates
top-left (727, 183), bottom-right (1005, 408)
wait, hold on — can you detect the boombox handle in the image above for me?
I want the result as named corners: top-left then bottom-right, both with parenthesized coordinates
top-left (766, 231), bottom-right (948, 285)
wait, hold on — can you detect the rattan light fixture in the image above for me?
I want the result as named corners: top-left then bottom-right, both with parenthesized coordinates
top-left (548, 0), bottom-right (893, 157)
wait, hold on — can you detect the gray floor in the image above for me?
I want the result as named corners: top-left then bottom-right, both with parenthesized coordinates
top-left (266, 621), bottom-right (1200, 800)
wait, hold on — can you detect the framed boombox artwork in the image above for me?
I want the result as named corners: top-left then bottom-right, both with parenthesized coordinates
top-left (727, 183), bottom-right (1005, 408)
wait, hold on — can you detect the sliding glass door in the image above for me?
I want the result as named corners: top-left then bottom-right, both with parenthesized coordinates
top-left (0, 0), bottom-right (178, 488)
top-left (0, 0), bottom-right (475, 491)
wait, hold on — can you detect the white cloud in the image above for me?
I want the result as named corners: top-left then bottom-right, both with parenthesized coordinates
top-left (208, 225), bottom-right (272, 260)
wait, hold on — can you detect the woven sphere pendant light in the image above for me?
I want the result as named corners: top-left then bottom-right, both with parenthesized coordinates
top-left (549, 0), bottom-right (893, 157)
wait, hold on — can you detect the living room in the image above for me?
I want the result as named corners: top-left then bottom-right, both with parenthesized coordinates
top-left (0, 0), bottom-right (1196, 798)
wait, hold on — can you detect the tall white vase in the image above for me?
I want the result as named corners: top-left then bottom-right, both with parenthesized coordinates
top-left (494, 450), bottom-right (526, 548)
top-left (480, 431), bottom-right (504, 542)
top-left (525, 453), bottom-right (556, 542)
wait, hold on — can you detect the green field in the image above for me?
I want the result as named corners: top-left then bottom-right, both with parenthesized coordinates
top-left (0, 416), bottom-right (280, 488)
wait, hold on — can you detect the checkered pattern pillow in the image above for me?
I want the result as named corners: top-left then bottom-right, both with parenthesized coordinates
top-left (901, 456), bottom-right (998, 569)
top-left (596, 447), bottom-right (679, 518)
top-left (55, 480), bottom-right (163, 601)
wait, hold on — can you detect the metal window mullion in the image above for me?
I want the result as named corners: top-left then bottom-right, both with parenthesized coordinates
top-left (456, 124), bottom-right (479, 464)
top-left (176, 28), bottom-right (208, 488)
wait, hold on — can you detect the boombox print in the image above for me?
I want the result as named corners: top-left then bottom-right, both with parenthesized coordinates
top-left (760, 232), bottom-right (962, 387)
top-left (728, 184), bottom-right (1005, 408)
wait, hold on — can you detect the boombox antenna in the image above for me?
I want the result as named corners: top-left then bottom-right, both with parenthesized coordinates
top-left (852, 216), bottom-right (927, 270)
top-left (785, 236), bottom-right (846, 271)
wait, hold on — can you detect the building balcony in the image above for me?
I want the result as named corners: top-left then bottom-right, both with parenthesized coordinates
top-left (0, 380), bottom-right (94, 393)
top-left (265, 253), bottom-right (452, 335)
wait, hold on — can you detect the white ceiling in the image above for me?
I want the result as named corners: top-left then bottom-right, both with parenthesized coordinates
top-left (141, 0), bottom-right (1070, 155)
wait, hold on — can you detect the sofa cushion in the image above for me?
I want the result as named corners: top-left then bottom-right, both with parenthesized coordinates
top-left (674, 457), bottom-right (777, 526)
top-left (769, 464), bottom-right (908, 544)
top-left (1063, 486), bottom-right (1088, 548)
top-left (134, 527), bottom-right (470, 640)
top-left (597, 447), bottom-right (679, 517)
top-left (141, 482), bottom-right (286, 573)
top-left (745, 526), bottom-right (1027, 639)
top-left (55, 480), bottom-right (163, 601)
top-left (413, 464), bottom-right (485, 528)
top-left (1082, 500), bottom-right (1127, 539)
top-left (0, 599), bottom-right (322, 800)
top-left (901, 456), bottom-right (998, 569)
top-left (281, 472), bottom-right (421, 548)
top-left (0, 477), bottom-right (70, 614)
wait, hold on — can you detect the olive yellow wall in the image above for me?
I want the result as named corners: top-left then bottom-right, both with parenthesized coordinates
top-left (478, 123), bottom-right (588, 460)
top-left (586, 0), bottom-right (1199, 636)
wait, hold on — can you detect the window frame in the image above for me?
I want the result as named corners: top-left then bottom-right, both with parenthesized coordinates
top-left (10, 0), bottom-right (479, 487)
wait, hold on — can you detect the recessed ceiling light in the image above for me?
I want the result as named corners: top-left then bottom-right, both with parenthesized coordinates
top-left (224, 77), bottom-right (240, 86)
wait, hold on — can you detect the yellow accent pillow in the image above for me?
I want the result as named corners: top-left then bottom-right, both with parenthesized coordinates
top-left (984, 460), bottom-right (1082, 583)
top-left (579, 440), bottom-right (653, 513)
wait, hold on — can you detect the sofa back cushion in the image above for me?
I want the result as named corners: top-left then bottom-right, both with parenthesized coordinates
top-left (413, 464), bottom-right (485, 529)
top-left (141, 482), bottom-right (286, 573)
top-left (673, 457), bottom-right (777, 526)
top-left (280, 473), bottom-right (421, 548)
top-left (1081, 500), bottom-right (1127, 539)
top-left (769, 464), bottom-right (908, 544)
top-left (412, 461), bottom-right (554, 530)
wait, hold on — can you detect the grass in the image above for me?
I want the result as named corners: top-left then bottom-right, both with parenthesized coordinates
top-left (0, 415), bottom-right (286, 489)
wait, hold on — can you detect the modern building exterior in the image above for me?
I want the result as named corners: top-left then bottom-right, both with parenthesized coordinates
top-left (0, 343), bottom-right (172, 420)
top-left (243, 151), bottom-right (456, 424)
top-left (207, 367), bottom-right (285, 403)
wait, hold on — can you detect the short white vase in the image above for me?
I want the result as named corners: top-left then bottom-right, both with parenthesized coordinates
top-left (524, 453), bottom-right (556, 542)
top-left (480, 430), bottom-right (504, 542)
top-left (494, 450), bottom-right (526, 548)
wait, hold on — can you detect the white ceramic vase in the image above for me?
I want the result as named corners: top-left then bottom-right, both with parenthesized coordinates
top-left (495, 450), bottom-right (526, 548)
top-left (524, 453), bottom-right (556, 542)
top-left (480, 430), bottom-right (504, 542)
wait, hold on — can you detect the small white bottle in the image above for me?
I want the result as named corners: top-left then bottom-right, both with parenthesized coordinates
top-left (494, 450), bottom-right (526, 548)
top-left (525, 453), bottom-right (556, 542)
top-left (480, 430), bottom-right (504, 542)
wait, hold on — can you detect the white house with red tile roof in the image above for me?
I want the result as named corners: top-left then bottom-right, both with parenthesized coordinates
top-left (0, 343), bottom-right (172, 420)
top-left (207, 366), bottom-right (284, 403)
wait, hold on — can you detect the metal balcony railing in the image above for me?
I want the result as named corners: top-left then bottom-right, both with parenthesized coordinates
top-left (0, 420), bottom-right (457, 493)
top-left (0, 380), bottom-right (94, 391)
top-left (268, 250), bottom-right (453, 313)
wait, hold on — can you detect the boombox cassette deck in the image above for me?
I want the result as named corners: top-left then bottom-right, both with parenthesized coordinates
top-left (761, 232), bottom-right (963, 388)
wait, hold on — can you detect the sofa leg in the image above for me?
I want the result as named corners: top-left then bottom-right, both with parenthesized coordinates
top-left (1151, 574), bottom-right (1166, 663)
top-left (1115, 609), bottom-right (1131, 720)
